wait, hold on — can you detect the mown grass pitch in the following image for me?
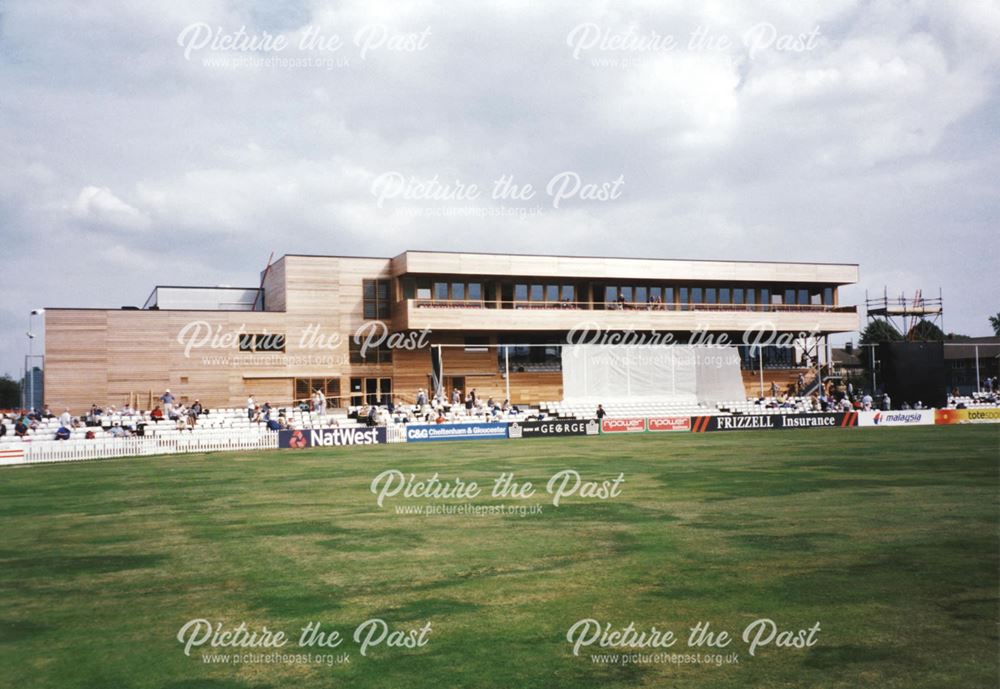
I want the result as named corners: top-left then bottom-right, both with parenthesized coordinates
top-left (1, 425), bottom-right (997, 689)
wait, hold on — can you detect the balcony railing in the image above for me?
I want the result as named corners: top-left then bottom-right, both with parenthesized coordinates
top-left (410, 299), bottom-right (856, 313)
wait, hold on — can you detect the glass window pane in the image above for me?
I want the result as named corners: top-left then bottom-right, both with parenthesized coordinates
top-left (530, 284), bottom-right (543, 301)
top-left (649, 286), bottom-right (661, 301)
top-left (784, 289), bottom-right (796, 305)
top-left (605, 286), bottom-right (617, 303)
top-left (635, 286), bottom-right (647, 303)
top-left (719, 287), bottom-right (730, 304)
top-left (514, 284), bottom-right (528, 301)
top-left (452, 283), bottom-right (465, 300)
top-left (758, 288), bottom-right (767, 305)
top-left (434, 282), bottom-right (449, 299)
top-left (377, 281), bottom-right (389, 300)
top-left (664, 287), bottom-right (674, 304)
top-left (546, 285), bottom-right (559, 301)
top-left (416, 287), bottom-right (431, 299)
top-left (690, 287), bottom-right (703, 304)
top-left (364, 303), bottom-right (376, 319)
top-left (705, 288), bottom-right (717, 304)
top-left (561, 285), bottom-right (574, 301)
top-left (468, 283), bottom-right (482, 300)
top-left (679, 287), bottom-right (688, 309)
top-left (733, 288), bottom-right (743, 304)
top-left (621, 286), bottom-right (632, 303)
top-left (798, 289), bottom-right (809, 305)
top-left (824, 287), bottom-right (833, 305)
top-left (363, 281), bottom-right (375, 299)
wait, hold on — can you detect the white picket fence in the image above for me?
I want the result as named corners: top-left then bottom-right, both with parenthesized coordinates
top-left (0, 432), bottom-right (279, 466)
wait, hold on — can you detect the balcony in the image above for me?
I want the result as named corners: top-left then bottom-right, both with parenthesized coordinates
top-left (396, 299), bottom-right (859, 334)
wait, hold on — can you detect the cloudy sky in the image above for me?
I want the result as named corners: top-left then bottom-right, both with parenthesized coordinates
top-left (1, 0), bottom-right (998, 378)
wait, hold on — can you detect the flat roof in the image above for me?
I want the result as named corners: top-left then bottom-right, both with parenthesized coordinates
top-left (279, 249), bottom-right (858, 268)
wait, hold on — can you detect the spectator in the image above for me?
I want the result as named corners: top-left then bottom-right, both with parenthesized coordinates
top-left (0, 421), bottom-right (6, 438)
top-left (42, 405), bottom-right (54, 419)
top-left (769, 381), bottom-right (778, 398)
top-left (84, 429), bottom-right (96, 440)
top-left (14, 417), bottom-right (29, 437)
top-left (160, 389), bottom-right (175, 418)
top-left (262, 401), bottom-right (272, 421)
top-left (109, 424), bottom-right (128, 438)
top-left (150, 406), bottom-right (163, 423)
top-left (247, 395), bottom-right (256, 421)
top-left (55, 426), bottom-right (71, 441)
top-left (58, 407), bottom-right (72, 428)
top-left (861, 392), bottom-right (873, 411)
top-left (881, 393), bottom-right (891, 411)
top-left (596, 404), bottom-right (606, 419)
top-left (797, 373), bottom-right (805, 395)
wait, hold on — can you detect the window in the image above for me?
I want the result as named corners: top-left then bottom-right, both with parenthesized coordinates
top-left (350, 377), bottom-right (390, 406)
top-left (690, 287), bottom-right (703, 305)
top-left (363, 279), bottom-right (391, 319)
top-left (561, 285), bottom-right (575, 302)
top-left (664, 287), bottom-right (674, 305)
top-left (416, 278), bottom-right (432, 300)
top-left (238, 333), bottom-right (285, 352)
top-left (546, 284), bottom-right (559, 302)
top-left (705, 287), bottom-right (717, 304)
top-left (679, 287), bottom-right (689, 310)
top-left (733, 288), bottom-right (744, 305)
top-left (295, 378), bottom-right (342, 408)
top-left (605, 286), bottom-right (618, 303)
top-left (452, 282), bottom-right (465, 300)
top-left (349, 338), bottom-right (393, 364)
top-left (784, 288), bottom-right (796, 305)
top-left (620, 286), bottom-right (633, 303)
top-left (798, 289), bottom-right (809, 306)
top-left (514, 284), bottom-right (528, 301)
top-left (530, 284), bottom-right (544, 301)
top-left (719, 287), bottom-right (731, 304)
top-left (649, 286), bottom-right (661, 302)
top-left (635, 286), bottom-right (647, 304)
top-left (746, 288), bottom-right (756, 306)
top-left (823, 287), bottom-right (834, 305)
top-left (468, 283), bottom-right (482, 300)
top-left (759, 288), bottom-right (768, 306)
top-left (434, 282), bottom-right (449, 300)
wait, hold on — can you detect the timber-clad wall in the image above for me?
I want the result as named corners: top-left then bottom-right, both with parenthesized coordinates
top-left (43, 252), bottom-right (854, 411)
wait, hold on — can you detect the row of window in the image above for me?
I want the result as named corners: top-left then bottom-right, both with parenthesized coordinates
top-left (600, 285), bottom-right (835, 306)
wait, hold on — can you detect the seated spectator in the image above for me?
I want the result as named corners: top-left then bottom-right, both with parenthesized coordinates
top-left (266, 418), bottom-right (281, 432)
top-left (55, 426), bottom-right (71, 441)
top-left (42, 405), bottom-right (54, 419)
top-left (109, 424), bottom-right (128, 438)
top-left (150, 406), bottom-right (163, 423)
top-left (15, 417), bottom-right (29, 437)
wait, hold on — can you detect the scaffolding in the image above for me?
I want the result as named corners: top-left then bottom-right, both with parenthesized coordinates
top-left (865, 287), bottom-right (944, 341)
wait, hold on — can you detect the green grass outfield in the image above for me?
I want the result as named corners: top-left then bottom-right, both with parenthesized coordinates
top-left (1, 425), bottom-right (997, 689)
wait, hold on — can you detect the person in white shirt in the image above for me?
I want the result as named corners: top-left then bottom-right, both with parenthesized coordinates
top-left (59, 408), bottom-right (72, 428)
top-left (247, 395), bottom-right (255, 421)
top-left (861, 393), bottom-right (873, 411)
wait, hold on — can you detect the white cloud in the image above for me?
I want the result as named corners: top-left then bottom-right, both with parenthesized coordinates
top-left (71, 186), bottom-right (151, 231)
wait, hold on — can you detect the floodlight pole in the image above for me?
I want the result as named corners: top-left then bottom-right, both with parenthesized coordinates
top-left (758, 348), bottom-right (764, 397)
top-left (504, 346), bottom-right (510, 402)
top-left (975, 345), bottom-right (980, 393)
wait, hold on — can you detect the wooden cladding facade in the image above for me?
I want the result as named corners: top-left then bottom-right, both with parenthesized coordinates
top-left (42, 252), bottom-right (856, 411)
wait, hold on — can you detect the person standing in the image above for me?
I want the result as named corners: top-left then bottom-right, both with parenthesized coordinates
top-left (247, 395), bottom-right (255, 421)
top-left (596, 404), bottom-right (606, 419)
top-left (160, 389), bottom-right (175, 419)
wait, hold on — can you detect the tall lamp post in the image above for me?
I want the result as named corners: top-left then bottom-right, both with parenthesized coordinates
top-left (27, 308), bottom-right (44, 411)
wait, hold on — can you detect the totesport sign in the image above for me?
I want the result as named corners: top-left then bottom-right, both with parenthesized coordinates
top-left (936, 408), bottom-right (1000, 424)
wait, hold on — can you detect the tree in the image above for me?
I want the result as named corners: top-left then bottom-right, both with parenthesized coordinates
top-left (0, 375), bottom-right (21, 409)
top-left (991, 312), bottom-right (1000, 336)
top-left (859, 320), bottom-right (902, 345)
top-left (907, 319), bottom-right (945, 341)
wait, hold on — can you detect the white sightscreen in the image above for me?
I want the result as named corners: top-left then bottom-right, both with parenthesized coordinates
top-left (561, 345), bottom-right (744, 405)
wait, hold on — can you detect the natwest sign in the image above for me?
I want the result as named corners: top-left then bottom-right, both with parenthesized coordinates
top-left (601, 417), bottom-right (646, 433)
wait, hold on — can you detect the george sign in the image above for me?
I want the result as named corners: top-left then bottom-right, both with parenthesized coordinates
top-left (509, 419), bottom-right (600, 439)
top-left (278, 427), bottom-right (387, 448)
top-left (647, 416), bottom-right (691, 432)
top-left (600, 418), bottom-right (646, 433)
top-left (405, 422), bottom-right (509, 442)
top-left (857, 410), bottom-right (935, 427)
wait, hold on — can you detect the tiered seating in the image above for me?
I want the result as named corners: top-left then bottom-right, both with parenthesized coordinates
top-left (947, 393), bottom-right (1000, 409)
top-left (540, 399), bottom-right (716, 419)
